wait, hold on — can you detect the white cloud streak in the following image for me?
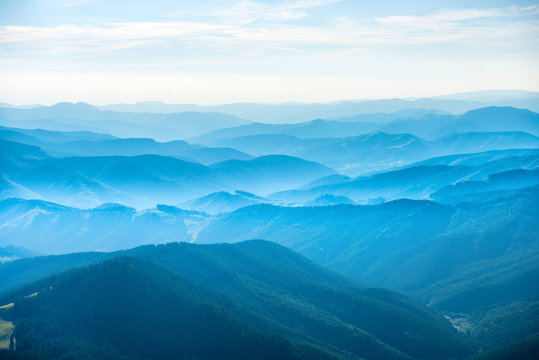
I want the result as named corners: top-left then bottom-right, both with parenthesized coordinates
top-left (215, 0), bottom-right (342, 24)
top-left (376, 8), bottom-right (507, 26)
top-left (0, 3), bottom-right (537, 59)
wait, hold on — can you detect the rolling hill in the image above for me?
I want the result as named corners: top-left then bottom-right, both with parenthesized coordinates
top-left (0, 126), bottom-right (254, 165)
top-left (2, 184), bottom-right (536, 319)
top-left (99, 94), bottom-right (539, 123)
top-left (193, 107), bottom-right (539, 143)
top-left (0, 102), bottom-right (249, 140)
top-left (196, 130), bottom-right (539, 176)
top-left (189, 119), bottom-right (381, 142)
top-left (196, 186), bottom-right (539, 314)
top-left (430, 169), bottom-right (539, 204)
top-left (1, 139), bottom-right (334, 208)
top-left (0, 101), bottom-right (537, 359)
top-left (270, 151), bottom-right (539, 204)
top-left (0, 240), bottom-right (470, 360)
top-left (0, 199), bottom-right (197, 253)
top-left (180, 190), bottom-right (272, 214)
top-left (1, 257), bottom-right (340, 360)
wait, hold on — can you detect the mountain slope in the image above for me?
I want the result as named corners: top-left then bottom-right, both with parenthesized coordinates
top-left (0, 199), bottom-right (196, 253)
top-left (464, 296), bottom-right (539, 352)
top-left (190, 119), bottom-right (381, 142)
top-left (0, 240), bottom-right (470, 360)
top-left (0, 102), bottom-right (249, 140)
top-left (407, 149), bottom-right (539, 167)
top-left (1, 184), bottom-right (537, 314)
top-left (100, 99), bottom-right (539, 123)
top-left (271, 152), bottom-right (539, 204)
top-left (0, 125), bottom-right (117, 143)
top-left (1, 144), bottom-right (333, 207)
top-left (381, 107), bottom-right (539, 139)
top-left (209, 155), bottom-right (335, 195)
top-left (181, 190), bottom-right (271, 214)
top-left (0, 126), bottom-right (254, 165)
top-left (430, 169), bottom-right (539, 204)
top-left (202, 132), bottom-right (434, 175)
top-left (196, 186), bottom-right (539, 313)
top-left (431, 131), bottom-right (539, 155)
top-left (271, 165), bottom-right (472, 204)
top-left (197, 129), bottom-right (538, 176)
top-left (2, 257), bottom-right (339, 360)
top-left (192, 106), bottom-right (539, 142)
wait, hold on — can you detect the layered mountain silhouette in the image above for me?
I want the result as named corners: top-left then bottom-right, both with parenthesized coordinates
top-left (0, 101), bottom-right (537, 359)
top-left (196, 186), bottom-right (539, 314)
top-left (0, 126), bottom-right (253, 164)
top-left (0, 199), bottom-right (196, 253)
top-left (431, 169), bottom-right (539, 204)
top-left (193, 112), bottom-right (539, 175)
top-left (180, 190), bottom-right (272, 214)
top-left (1, 138), bottom-right (334, 208)
top-left (270, 149), bottom-right (539, 204)
top-left (2, 185), bottom-right (537, 317)
top-left (193, 107), bottom-right (539, 142)
top-left (97, 92), bottom-right (539, 122)
top-left (0, 102), bottom-right (249, 140)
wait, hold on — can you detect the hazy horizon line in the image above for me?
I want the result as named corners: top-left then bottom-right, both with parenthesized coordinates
top-left (2, 88), bottom-right (539, 107)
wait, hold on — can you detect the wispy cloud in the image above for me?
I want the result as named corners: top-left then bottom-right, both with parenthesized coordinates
top-left (0, 22), bottom-right (228, 44)
top-left (369, 6), bottom-right (539, 47)
top-left (376, 8), bottom-right (507, 26)
top-left (0, 3), bottom-right (537, 58)
top-left (215, 0), bottom-right (342, 24)
top-left (520, 4), bottom-right (539, 13)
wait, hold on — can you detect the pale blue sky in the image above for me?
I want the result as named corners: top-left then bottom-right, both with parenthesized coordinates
top-left (1, 0), bottom-right (538, 104)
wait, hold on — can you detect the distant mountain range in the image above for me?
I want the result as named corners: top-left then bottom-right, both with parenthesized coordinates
top-left (2, 184), bottom-right (537, 316)
top-left (198, 130), bottom-right (539, 176)
top-left (188, 107), bottom-right (539, 175)
top-left (0, 246), bottom-right (39, 263)
top-left (0, 102), bottom-right (249, 141)
top-left (0, 125), bottom-right (254, 164)
top-left (0, 97), bottom-right (537, 359)
top-left (0, 199), bottom-right (197, 253)
top-left (93, 90), bottom-right (539, 123)
top-left (2, 189), bottom-right (537, 356)
top-left (3, 106), bottom-right (538, 177)
top-left (270, 149), bottom-right (539, 203)
top-left (196, 186), bottom-right (539, 314)
top-left (191, 106), bottom-right (539, 142)
top-left (2, 103), bottom-right (538, 177)
top-left (0, 138), bottom-right (334, 208)
top-left (431, 169), bottom-right (539, 204)
top-left (180, 190), bottom-right (273, 215)
top-left (2, 125), bottom-right (537, 207)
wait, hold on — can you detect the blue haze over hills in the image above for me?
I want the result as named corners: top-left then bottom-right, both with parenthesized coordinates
top-left (98, 90), bottom-right (539, 123)
top-left (2, 0), bottom-right (539, 357)
top-left (0, 91), bottom-right (539, 359)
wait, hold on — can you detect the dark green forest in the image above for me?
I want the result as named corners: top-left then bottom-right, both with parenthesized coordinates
top-left (0, 241), bottom-right (473, 360)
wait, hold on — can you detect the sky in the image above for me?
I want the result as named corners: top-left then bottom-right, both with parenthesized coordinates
top-left (0, 0), bottom-right (538, 105)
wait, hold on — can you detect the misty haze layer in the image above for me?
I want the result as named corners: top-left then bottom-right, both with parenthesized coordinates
top-left (0, 93), bottom-right (538, 360)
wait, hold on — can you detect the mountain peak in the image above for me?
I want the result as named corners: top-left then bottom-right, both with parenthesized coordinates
top-left (48, 101), bottom-right (101, 113)
top-left (462, 106), bottom-right (537, 117)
